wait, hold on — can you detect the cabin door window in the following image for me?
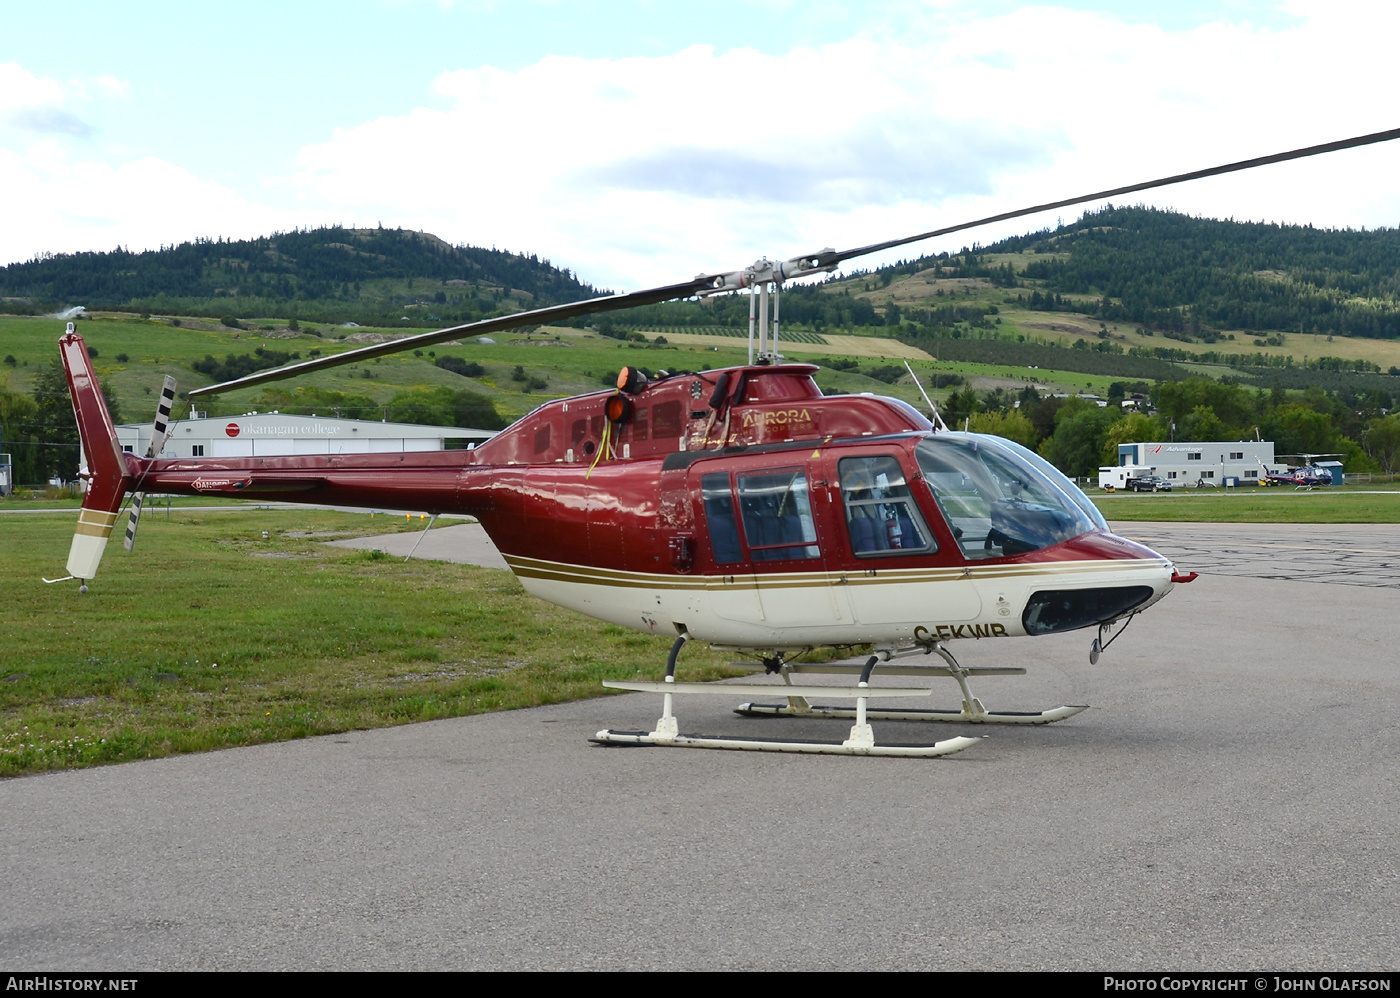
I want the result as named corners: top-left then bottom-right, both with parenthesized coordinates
top-left (736, 468), bottom-right (820, 561)
top-left (700, 472), bottom-right (743, 564)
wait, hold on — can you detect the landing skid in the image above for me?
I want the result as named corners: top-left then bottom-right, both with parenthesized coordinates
top-left (591, 728), bottom-right (980, 757)
top-left (734, 702), bottom-right (1087, 725)
top-left (590, 635), bottom-right (980, 758)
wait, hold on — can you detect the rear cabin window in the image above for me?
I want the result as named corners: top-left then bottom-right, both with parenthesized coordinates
top-left (632, 407), bottom-right (649, 441)
top-left (737, 468), bottom-right (819, 561)
top-left (701, 472), bottom-right (742, 564)
top-left (533, 425), bottom-right (552, 454)
top-left (838, 455), bottom-right (935, 556)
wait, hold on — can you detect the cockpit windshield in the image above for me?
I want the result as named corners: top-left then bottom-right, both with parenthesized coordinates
top-left (915, 433), bottom-right (1100, 559)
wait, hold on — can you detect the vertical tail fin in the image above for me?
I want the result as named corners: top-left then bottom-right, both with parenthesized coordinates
top-left (59, 324), bottom-right (132, 580)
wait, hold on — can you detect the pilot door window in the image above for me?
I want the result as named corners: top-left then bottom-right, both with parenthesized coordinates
top-left (838, 456), bottom-right (935, 557)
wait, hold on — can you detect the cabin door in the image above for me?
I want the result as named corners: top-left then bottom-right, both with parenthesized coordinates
top-left (695, 457), bottom-right (849, 627)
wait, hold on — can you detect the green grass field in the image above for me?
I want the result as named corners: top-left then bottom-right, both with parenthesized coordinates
top-left (1094, 483), bottom-right (1400, 522)
top-left (0, 312), bottom-right (1151, 431)
top-left (0, 508), bottom-right (742, 777)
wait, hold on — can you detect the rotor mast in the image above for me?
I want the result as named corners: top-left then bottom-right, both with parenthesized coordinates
top-left (700, 252), bottom-right (835, 365)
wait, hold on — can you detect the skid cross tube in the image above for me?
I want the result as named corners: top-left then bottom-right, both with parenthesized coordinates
top-left (734, 643), bottom-right (1088, 725)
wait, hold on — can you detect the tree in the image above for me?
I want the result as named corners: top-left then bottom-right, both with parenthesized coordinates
top-left (1362, 415), bottom-right (1400, 472)
top-left (27, 361), bottom-right (110, 480)
top-left (385, 386), bottom-right (506, 430)
top-left (248, 386), bottom-right (380, 420)
top-left (0, 379), bottom-right (39, 484)
top-left (943, 386), bottom-right (981, 427)
top-left (1178, 404), bottom-right (1226, 442)
top-left (968, 409), bottom-right (1037, 449)
top-left (1100, 411), bottom-right (1166, 464)
top-left (1154, 377), bottom-right (1253, 434)
top-left (1038, 400), bottom-right (1121, 478)
top-left (434, 356), bottom-right (484, 378)
top-left (1260, 404), bottom-right (1345, 458)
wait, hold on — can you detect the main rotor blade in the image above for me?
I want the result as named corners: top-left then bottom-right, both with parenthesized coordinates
top-left (187, 277), bottom-right (711, 397)
top-left (818, 125), bottom-right (1400, 268)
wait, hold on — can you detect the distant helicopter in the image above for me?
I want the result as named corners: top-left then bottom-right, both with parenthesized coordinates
top-left (50, 127), bottom-right (1399, 757)
top-left (1259, 454), bottom-right (1342, 488)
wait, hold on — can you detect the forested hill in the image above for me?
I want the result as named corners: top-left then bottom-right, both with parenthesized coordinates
top-left (11, 208), bottom-right (1400, 338)
top-left (0, 226), bottom-right (603, 326)
top-left (982, 206), bottom-right (1400, 338)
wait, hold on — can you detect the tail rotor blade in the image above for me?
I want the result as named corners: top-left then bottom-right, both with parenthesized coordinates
top-left (123, 492), bottom-right (145, 552)
top-left (125, 376), bottom-right (175, 553)
top-left (145, 376), bottom-right (177, 458)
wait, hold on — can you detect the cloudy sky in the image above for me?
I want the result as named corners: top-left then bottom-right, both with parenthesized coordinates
top-left (3, 0), bottom-right (1398, 290)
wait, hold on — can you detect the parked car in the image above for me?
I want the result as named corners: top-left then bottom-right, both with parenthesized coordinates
top-left (1126, 475), bottom-right (1172, 492)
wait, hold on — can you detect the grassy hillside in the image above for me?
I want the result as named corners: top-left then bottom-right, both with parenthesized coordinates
top-left (9, 211), bottom-right (1400, 393)
top-left (1, 313), bottom-right (995, 430)
top-left (0, 226), bottom-right (602, 328)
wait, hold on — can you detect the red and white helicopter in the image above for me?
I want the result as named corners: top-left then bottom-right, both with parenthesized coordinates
top-left (1259, 454), bottom-right (1342, 489)
top-left (51, 128), bottom-right (1399, 757)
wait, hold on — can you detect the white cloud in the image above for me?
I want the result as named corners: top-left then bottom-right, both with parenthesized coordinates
top-left (0, 62), bottom-right (94, 138)
top-left (0, 62), bottom-right (65, 115)
top-left (0, 143), bottom-right (306, 267)
top-left (284, 5), bottom-right (1400, 290)
top-left (0, 63), bottom-right (312, 267)
top-left (95, 75), bottom-right (131, 100)
top-left (6, 4), bottom-right (1400, 287)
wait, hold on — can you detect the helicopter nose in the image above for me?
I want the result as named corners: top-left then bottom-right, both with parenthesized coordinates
top-left (1021, 581), bottom-right (1162, 636)
top-left (1017, 531), bottom-right (1177, 636)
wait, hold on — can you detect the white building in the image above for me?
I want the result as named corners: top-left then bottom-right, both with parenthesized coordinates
top-left (1100, 440), bottom-right (1283, 489)
top-left (113, 411), bottom-right (496, 460)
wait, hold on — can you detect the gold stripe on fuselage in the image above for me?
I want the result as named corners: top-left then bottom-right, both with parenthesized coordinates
top-left (503, 553), bottom-right (1169, 591)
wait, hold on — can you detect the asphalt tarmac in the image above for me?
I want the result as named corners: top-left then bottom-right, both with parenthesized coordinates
top-left (324, 520), bottom-right (509, 569)
top-left (2, 523), bottom-right (1397, 970)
